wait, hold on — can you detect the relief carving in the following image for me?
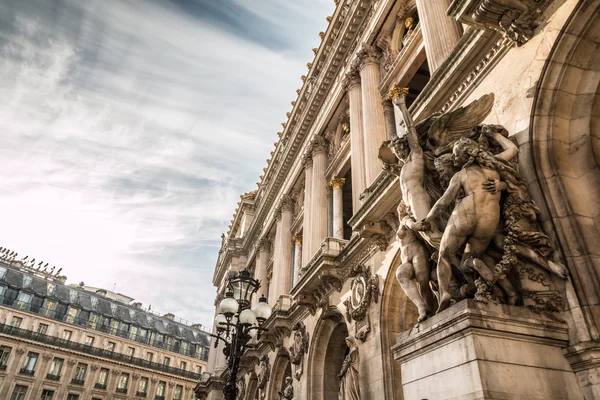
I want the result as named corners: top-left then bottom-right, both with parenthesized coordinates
top-left (257, 354), bottom-right (271, 400)
top-left (343, 264), bottom-right (379, 341)
top-left (288, 322), bottom-right (309, 380)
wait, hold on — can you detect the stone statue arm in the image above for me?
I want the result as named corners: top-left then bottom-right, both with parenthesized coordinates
top-left (489, 130), bottom-right (518, 162)
top-left (337, 349), bottom-right (356, 378)
top-left (421, 171), bottom-right (463, 228)
top-left (393, 90), bottom-right (423, 158)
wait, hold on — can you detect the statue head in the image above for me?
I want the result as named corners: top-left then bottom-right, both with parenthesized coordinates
top-left (285, 376), bottom-right (293, 385)
top-left (390, 135), bottom-right (410, 163)
top-left (345, 336), bottom-right (357, 349)
top-left (405, 17), bottom-right (414, 30)
top-left (434, 154), bottom-right (457, 188)
top-left (452, 137), bottom-right (478, 168)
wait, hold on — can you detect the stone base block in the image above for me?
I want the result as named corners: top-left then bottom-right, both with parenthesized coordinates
top-left (392, 300), bottom-right (584, 400)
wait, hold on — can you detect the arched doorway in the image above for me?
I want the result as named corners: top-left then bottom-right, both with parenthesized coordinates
top-left (308, 310), bottom-right (349, 400)
top-left (380, 243), bottom-right (420, 399)
top-left (530, 0), bottom-right (600, 341)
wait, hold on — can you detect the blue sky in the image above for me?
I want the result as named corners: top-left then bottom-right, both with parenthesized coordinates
top-left (0, 0), bottom-right (334, 328)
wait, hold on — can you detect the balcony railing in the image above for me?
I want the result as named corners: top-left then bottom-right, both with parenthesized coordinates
top-left (46, 373), bottom-right (61, 380)
top-left (155, 396), bottom-right (165, 400)
top-left (0, 324), bottom-right (201, 380)
top-left (95, 383), bottom-right (107, 390)
top-left (0, 295), bottom-right (209, 361)
top-left (136, 391), bottom-right (147, 397)
top-left (71, 378), bottom-right (85, 385)
top-left (116, 387), bottom-right (128, 393)
top-left (19, 368), bottom-right (34, 375)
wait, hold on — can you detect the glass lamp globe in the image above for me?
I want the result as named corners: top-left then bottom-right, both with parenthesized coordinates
top-left (214, 313), bottom-right (227, 332)
top-left (252, 295), bottom-right (272, 323)
top-left (219, 291), bottom-right (239, 318)
top-left (239, 309), bottom-right (257, 326)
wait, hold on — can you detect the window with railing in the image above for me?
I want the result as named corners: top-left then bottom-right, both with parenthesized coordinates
top-left (0, 345), bottom-right (11, 369)
top-left (137, 376), bottom-right (149, 397)
top-left (10, 316), bottom-right (22, 328)
top-left (20, 351), bottom-right (38, 375)
top-left (37, 323), bottom-right (49, 334)
top-left (47, 357), bottom-right (63, 380)
top-left (116, 372), bottom-right (129, 393)
top-left (72, 363), bottom-right (87, 385)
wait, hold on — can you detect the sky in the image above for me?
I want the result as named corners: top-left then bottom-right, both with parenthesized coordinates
top-left (0, 0), bottom-right (334, 328)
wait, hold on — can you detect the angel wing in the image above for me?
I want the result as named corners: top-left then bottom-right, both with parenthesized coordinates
top-left (426, 93), bottom-right (495, 151)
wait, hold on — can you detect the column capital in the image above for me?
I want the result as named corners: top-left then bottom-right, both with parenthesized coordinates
top-left (387, 83), bottom-right (409, 102)
top-left (357, 44), bottom-right (381, 69)
top-left (279, 194), bottom-right (295, 212)
top-left (255, 237), bottom-right (271, 252)
top-left (342, 69), bottom-right (361, 91)
top-left (301, 152), bottom-right (313, 167)
top-left (311, 136), bottom-right (329, 155)
top-left (329, 177), bottom-right (346, 189)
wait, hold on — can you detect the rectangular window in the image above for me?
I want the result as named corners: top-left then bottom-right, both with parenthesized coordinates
top-left (61, 330), bottom-right (72, 341)
top-left (174, 384), bottom-right (183, 400)
top-left (109, 320), bottom-right (119, 335)
top-left (73, 363), bottom-right (87, 381)
top-left (117, 372), bottom-right (129, 389)
top-left (196, 365), bottom-right (202, 375)
top-left (22, 352), bottom-right (38, 372)
top-left (37, 323), bottom-right (49, 334)
top-left (180, 361), bottom-right (187, 371)
top-left (129, 325), bottom-right (138, 340)
top-left (181, 341), bottom-right (189, 355)
top-left (97, 368), bottom-right (109, 385)
top-left (65, 307), bottom-right (78, 323)
top-left (137, 376), bottom-right (148, 393)
top-left (40, 299), bottom-right (56, 317)
top-left (10, 316), bottom-right (22, 328)
top-left (41, 389), bottom-right (54, 400)
top-left (146, 352), bottom-right (153, 362)
top-left (15, 292), bottom-right (31, 310)
top-left (85, 336), bottom-right (95, 346)
top-left (0, 345), bottom-right (12, 368)
top-left (66, 395), bottom-right (79, 400)
top-left (10, 385), bottom-right (27, 400)
top-left (88, 313), bottom-right (99, 329)
top-left (162, 357), bottom-right (170, 367)
top-left (105, 341), bottom-right (116, 352)
top-left (48, 358), bottom-right (63, 377)
top-left (157, 381), bottom-right (166, 396)
top-left (125, 346), bottom-right (135, 358)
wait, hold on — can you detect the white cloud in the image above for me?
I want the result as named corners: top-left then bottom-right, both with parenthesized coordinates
top-left (0, 0), bottom-right (334, 327)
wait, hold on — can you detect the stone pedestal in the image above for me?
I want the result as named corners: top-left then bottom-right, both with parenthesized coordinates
top-left (392, 300), bottom-right (584, 400)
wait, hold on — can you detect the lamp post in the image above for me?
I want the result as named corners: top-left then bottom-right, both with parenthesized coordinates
top-left (210, 269), bottom-right (272, 400)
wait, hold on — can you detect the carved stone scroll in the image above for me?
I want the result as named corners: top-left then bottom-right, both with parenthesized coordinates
top-left (343, 264), bottom-right (380, 341)
top-left (288, 322), bottom-right (310, 380)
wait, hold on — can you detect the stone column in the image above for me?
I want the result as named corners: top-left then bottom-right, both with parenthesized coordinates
top-left (329, 178), bottom-right (346, 239)
top-left (301, 153), bottom-right (313, 266)
top-left (382, 99), bottom-right (397, 139)
top-left (293, 235), bottom-right (302, 284)
top-left (255, 238), bottom-right (271, 300)
top-left (343, 70), bottom-right (366, 213)
top-left (310, 137), bottom-right (329, 257)
top-left (272, 195), bottom-right (294, 300)
top-left (327, 185), bottom-right (334, 238)
top-left (414, 0), bottom-right (462, 71)
top-left (358, 45), bottom-right (388, 185)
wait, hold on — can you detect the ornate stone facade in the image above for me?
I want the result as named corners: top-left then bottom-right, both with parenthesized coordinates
top-left (198, 0), bottom-right (600, 399)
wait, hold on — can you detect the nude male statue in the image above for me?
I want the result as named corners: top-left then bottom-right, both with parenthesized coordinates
top-left (415, 130), bottom-right (519, 312)
top-left (389, 87), bottom-right (443, 248)
top-left (395, 201), bottom-right (437, 322)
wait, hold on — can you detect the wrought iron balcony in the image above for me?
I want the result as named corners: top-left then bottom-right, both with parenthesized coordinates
top-left (19, 368), bottom-right (34, 375)
top-left (136, 391), bottom-right (147, 397)
top-left (46, 373), bottom-right (61, 381)
top-left (94, 383), bottom-right (107, 390)
top-left (0, 323), bottom-right (201, 380)
top-left (71, 378), bottom-right (85, 385)
top-left (116, 387), bottom-right (128, 393)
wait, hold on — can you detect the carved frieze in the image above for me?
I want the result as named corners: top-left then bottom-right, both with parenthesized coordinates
top-left (257, 354), bottom-right (271, 400)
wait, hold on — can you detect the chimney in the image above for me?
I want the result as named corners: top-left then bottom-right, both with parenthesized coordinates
top-left (132, 302), bottom-right (142, 308)
top-left (162, 313), bottom-right (175, 321)
top-left (96, 289), bottom-right (107, 297)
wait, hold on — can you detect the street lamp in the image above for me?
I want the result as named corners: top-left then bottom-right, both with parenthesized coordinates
top-left (210, 269), bottom-right (272, 400)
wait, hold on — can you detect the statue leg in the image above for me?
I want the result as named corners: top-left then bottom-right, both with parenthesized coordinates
top-left (408, 188), bottom-right (443, 248)
top-left (413, 254), bottom-right (437, 315)
top-left (437, 220), bottom-right (470, 313)
top-left (396, 262), bottom-right (429, 322)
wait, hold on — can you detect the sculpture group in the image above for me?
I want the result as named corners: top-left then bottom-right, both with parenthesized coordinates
top-left (381, 86), bottom-right (568, 322)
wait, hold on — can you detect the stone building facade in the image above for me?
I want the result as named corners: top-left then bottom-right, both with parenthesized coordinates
top-left (0, 251), bottom-right (210, 400)
top-left (197, 0), bottom-right (600, 399)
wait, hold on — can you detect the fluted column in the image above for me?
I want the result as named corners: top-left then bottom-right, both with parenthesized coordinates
top-left (272, 195), bottom-right (294, 300)
top-left (310, 137), bottom-right (329, 257)
top-left (301, 154), bottom-right (313, 266)
top-left (414, 0), bottom-right (462, 71)
top-left (382, 99), bottom-right (397, 139)
top-left (255, 238), bottom-right (271, 300)
top-left (329, 178), bottom-right (346, 239)
top-left (343, 70), bottom-right (366, 213)
top-left (293, 235), bottom-right (302, 284)
top-left (358, 45), bottom-right (388, 185)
